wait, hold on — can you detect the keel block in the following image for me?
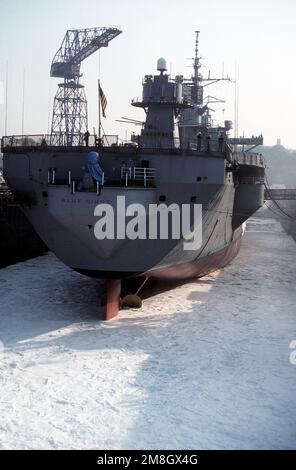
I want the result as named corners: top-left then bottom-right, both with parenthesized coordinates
top-left (105, 279), bottom-right (121, 320)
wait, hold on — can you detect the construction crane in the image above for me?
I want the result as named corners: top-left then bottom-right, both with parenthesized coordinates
top-left (50, 27), bottom-right (122, 145)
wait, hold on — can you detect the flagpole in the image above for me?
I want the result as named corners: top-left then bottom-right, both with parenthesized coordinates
top-left (98, 79), bottom-right (101, 140)
top-left (21, 68), bottom-right (25, 135)
top-left (5, 61), bottom-right (8, 136)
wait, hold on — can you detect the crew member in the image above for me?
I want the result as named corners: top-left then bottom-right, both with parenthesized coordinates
top-left (84, 130), bottom-right (90, 147)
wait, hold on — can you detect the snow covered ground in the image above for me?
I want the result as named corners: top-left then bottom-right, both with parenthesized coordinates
top-left (0, 214), bottom-right (295, 450)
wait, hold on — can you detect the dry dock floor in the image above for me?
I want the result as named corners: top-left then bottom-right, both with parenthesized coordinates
top-left (0, 213), bottom-right (295, 449)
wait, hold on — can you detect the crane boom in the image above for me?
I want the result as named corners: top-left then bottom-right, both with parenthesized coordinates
top-left (50, 26), bottom-right (122, 145)
top-left (50, 27), bottom-right (122, 79)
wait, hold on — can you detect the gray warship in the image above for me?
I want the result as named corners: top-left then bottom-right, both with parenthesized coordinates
top-left (1, 28), bottom-right (265, 318)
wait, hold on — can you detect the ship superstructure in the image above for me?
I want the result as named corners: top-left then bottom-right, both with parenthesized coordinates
top-left (178, 31), bottom-right (232, 148)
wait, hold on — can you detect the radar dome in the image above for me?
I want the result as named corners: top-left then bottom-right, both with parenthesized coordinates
top-left (157, 57), bottom-right (167, 72)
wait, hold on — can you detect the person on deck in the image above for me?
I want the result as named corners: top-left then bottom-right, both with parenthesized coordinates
top-left (83, 130), bottom-right (90, 147)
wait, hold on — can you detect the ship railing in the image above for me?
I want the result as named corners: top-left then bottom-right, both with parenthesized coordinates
top-left (121, 166), bottom-right (156, 187)
top-left (2, 133), bottom-right (246, 159)
top-left (179, 138), bottom-right (235, 155)
top-left (101, 135), bottom-right (118, 147)
top-left (1, 134), bottom-right (119, 149)
top-left (264, 189), bottom-right (296, 200)
top-left (238, 176), bottom-right (265, 185)
top-left (52, 171), bottom-right (105, 195)
top-left (234, 152), bottom-right (265, 167)
top-left (135, 135), bottom-right (228, 153)
top-left (47, 167), bottom-right (156, 193)
top-left (229, 136), bottom-right (264, 146)
top-left (131, 96), bottom-right (191, 106)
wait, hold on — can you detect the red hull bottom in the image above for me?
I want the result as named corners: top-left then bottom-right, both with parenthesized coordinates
top-left (104, 235), bottom-right (243, 320)
top-left (147, 235), bottom-right (243, 280)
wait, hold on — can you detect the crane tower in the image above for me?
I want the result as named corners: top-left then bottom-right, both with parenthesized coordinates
top-left (50, 27), bottom-right (122, 145)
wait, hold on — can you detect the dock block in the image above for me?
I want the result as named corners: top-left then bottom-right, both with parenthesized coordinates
top-left (105, 279), bottom-right (121, 320)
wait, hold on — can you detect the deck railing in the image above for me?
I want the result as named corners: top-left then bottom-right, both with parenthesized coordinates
top-left (47, 166), bottom-right (156, 193)
top-left (234, 152), bottom-right (265, 167)
top-left (2, 133), bottom-right (227, 154)
top-left (238, 176), bottom-right (265, 185)
top-left (1, 134), bottom-right (118, 148)
top-left (120, 167), bottom-right (156, 187)
top-left (265, 189), bottom-right (296, 200)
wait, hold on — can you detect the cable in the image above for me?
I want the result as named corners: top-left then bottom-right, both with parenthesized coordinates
top-left (264, 175), bottom-right (296, 221)
top-left (264, 201), bottom-right (286, 218)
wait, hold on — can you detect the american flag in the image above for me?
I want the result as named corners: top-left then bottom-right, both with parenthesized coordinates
top-left (98, 81), bottom-right (107, 118)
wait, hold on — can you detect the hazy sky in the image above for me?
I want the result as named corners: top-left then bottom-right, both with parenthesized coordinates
top-left (1, 0), bottom-right (296, 147)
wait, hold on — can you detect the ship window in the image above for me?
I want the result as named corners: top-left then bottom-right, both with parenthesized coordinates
top-left (190, 196), bottom-right (197, 203)
top-left (196, 177), bottom-right (202, 182)
top-left (159, 195), bottom-right (166, 202)
top-left (203, 176), bottom-right (208, 181)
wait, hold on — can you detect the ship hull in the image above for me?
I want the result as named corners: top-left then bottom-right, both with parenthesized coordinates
top-left (74, 229), bottom-right (243, 280)
top-left (2, 145), bottom-right (263, 284)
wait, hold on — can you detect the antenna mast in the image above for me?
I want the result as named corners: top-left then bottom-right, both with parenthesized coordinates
top-left (4, 61), bottom-right (8, 136)
top-left (194, 30), bottom-right (200, 84)
top-left (21, 69), bottom-right (25, 135)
